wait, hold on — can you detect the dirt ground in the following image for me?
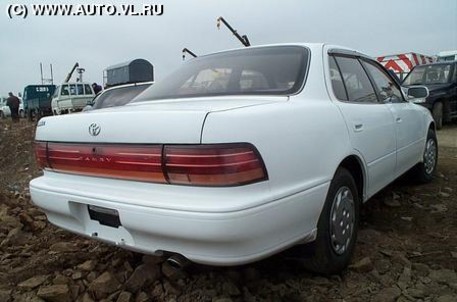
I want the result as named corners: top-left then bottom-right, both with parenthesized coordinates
top-left (0, 119), bottom-right (456, 302)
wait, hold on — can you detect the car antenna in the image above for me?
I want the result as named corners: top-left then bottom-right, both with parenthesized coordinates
top-left (182, 48), bottom-right (198, 61)
top-left (217, 16), bottom-right (250, 47)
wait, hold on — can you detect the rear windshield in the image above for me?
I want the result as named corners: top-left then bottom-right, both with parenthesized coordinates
top-left (134, 46), bottom-right (309, 102)
top-left (403, 64), bottom-right (452, 85)
top-left (93, 84), bottom-right (152, 109)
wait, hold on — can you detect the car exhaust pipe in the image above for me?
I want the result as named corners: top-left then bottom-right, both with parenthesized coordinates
top-left (166, 254), bottom-right (190, 270)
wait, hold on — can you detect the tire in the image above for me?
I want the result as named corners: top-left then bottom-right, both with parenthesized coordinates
top-left (304, 167), bottom-right (360, 274)
top-left (432, 102), bottom-right (443, 130)
top-left (413, 129), bottom-right (438, 183)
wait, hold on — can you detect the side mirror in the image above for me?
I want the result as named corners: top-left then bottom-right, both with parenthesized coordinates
top-left (404, 86), bottom-right (429, 103)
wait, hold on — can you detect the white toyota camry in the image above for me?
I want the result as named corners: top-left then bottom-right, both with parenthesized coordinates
top-left (30, 44), bottom-right (437, 274)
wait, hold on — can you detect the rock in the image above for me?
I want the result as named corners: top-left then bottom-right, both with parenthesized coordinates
top-left (86, 272), bottom-right (97, 282)
top-left (406, 288), bottom-right (426, 299)
top-left (88, 271), bottom-right (121, 300)
top-left (77, 260), bottom-right (97, 271)
top-left (397, 267), bottom-right (412, 290)
top-left (436, 295), bottom-right (457, 302)
top-left (371, 286), bottom-right (401, 302)
top-left (212, 298), bottom-right (233, 302)
top-left (81, 292), bottom-right (95, 302)
top-left (429, 269), bottom-right (457, 285)
top-left (0, 290), bottom-right (12, 302)
top-left (451, 252), bottom-right (457, 259)
top-left (161, 262), bottom-right (186, 281)
top-left (135, 291), bottom-right (150, 302)
top-left (349, 257), bottom-right (374, 273)
top-left (374, 259), bottom-right (391, 274)
top-left (1, 227), bottom-right (28, 247)
top-left (125, 264), bottom-right (160, 292)
top-left (116, 291), bottom-right (132, 302)
top-left (49, 242), bottom-right (78, 253)
top-left (438, 192), bottom-right (451, 198)
top-left (71, 271), bottom-right (83, 280)
top-left (163, 281), bottom-right (181, 296)
top-left (37, 284), bottom-right (70, 302)
top-left (430, 204), bottom-right (448, 213)
top-left (18, 275), bottom-right (48, 289)
top-left (412, 263), bottom-right (430, 276)
top-left (222, 281), bottom-right (241, 296)
top-left (400, 216), bottom-right (413, 222)
top-left (383, 197), bottom-right (401, 207)
top-left (53, 274), bottom-right (70, 285)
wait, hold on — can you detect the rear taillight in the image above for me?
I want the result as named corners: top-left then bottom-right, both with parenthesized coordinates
top-left (165, 144), bottom-right (267, 186)
top-left (34, 142), bottom-right (267, 186)
top-left (34, 142), bottom-right (48, 169)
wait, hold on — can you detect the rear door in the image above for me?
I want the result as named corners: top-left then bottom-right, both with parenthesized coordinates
top-left (329, 54), bottom-right (397, 197)
top-left (361, 59), bottom-right (425, 176)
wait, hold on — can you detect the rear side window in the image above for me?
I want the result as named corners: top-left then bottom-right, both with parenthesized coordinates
top-left (333, 56), bottom-right (377, 103)
top-left (84, 84), bottom-right (93, 95)
top-left (361, 60), bottom-right (404, 103)
top-left (329, 56), bottom-right (348, 100)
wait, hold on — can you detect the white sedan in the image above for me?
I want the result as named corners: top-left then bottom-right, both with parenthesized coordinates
top-left (30, 43), bottom-right (437, 274)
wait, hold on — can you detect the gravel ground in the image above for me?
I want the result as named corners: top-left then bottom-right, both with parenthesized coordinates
top-left (0, 119), bottom-right (456, 302)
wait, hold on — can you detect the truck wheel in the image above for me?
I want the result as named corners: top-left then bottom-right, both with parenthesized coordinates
top-left (433, 102), bottom-right (443, 130)
top-left (413, 129), bottom-right (438, 183)
top-left (303, 167), bottom-right (359, 274)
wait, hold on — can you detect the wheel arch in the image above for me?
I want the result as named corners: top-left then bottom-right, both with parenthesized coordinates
top-left (337, 155), bottom-right (366, 203)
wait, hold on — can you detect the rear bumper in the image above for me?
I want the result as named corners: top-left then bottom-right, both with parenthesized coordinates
top-left (30, 172), bottom-right (328, 265)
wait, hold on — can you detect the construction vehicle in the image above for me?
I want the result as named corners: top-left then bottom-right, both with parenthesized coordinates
top-left (376, 52), bottom-right (435, 81)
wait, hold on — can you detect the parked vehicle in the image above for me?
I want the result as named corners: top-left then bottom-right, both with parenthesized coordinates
top-left (51, 82), bottom-right (95, 115)
top-left (437, 50), bottom-right (457, 62)
top-left (402, 61), bottom-right (457, 129)
top-left (377, 52), bottom-right (435, 81)
top-left (30, 44), bottom-right (436, 274)
top-left (23, 85), bottom-right (56, 120)
top-left (83, 81), bottom-right (154, 112)
top-left (104, 59), bottom-right (154, 88)
top-left (0, 97), bottom-right (25, 118)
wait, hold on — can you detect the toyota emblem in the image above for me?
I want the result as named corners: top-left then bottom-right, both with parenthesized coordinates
top-left (89, 123), bottom-right (101, 136)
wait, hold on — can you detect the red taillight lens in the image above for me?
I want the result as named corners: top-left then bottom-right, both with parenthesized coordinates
top-left (34, 142), bottom-right (48, 169)
top-left (33, 142), bottom-right (268, 186)
top-left (46, 143), bottom-right (166, 183)
top-left (164, 144), bottom-right (268, 186)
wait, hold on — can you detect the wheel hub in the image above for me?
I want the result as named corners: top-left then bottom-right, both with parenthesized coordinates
top-left (424, 138), bottom-right (437, 175)
top-left (329, 186), bottom-right (355, 255)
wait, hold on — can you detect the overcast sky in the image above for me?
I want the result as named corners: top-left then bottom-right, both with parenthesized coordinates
top-left (1, 0), bottom-right (456, 96)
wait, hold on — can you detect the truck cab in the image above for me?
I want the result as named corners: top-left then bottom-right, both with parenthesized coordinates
top-left (402, 61), bottom-right (457, 129)
top-left (51, 82), bottom-right (95, 115)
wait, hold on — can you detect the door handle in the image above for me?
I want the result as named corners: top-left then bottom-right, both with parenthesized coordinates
top-left (354, 123), bottom-right (363, 132)
top-left (396, 117), bottom-right (402, 123)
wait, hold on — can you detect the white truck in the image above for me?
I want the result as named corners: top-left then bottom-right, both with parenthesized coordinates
top-left (51, 82), bottom-right (95, 115)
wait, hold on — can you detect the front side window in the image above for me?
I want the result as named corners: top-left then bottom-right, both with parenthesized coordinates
top-left (61, 85), bottom-right (70, 96)
top-left (362, 60), bottom-right (403, 103)
top-left (334, 56), bottom-right (378, 103)
top-left (134, 46), bottom-right (309, 102)
top-left (84, 84), bottom-right (93, 95)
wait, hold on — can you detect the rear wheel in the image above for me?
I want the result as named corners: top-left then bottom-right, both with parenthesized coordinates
top-left (433, 102), bottom-right (443, 130)
top-left (304, 167), bottom-right (359, 274)
top-left (413, 129), bottom-right (438, 183)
